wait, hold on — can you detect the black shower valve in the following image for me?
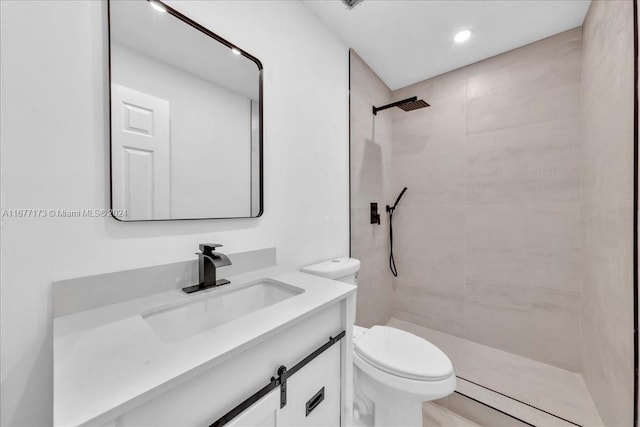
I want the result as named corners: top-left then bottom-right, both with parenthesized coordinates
top-left (370, 202), bottom-right (381, 225)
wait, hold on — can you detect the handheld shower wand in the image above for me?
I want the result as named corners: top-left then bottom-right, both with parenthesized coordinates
top-left (387, 187), bottom-right (408, 213)
top-left (387, 187), bottom-right (408, 277)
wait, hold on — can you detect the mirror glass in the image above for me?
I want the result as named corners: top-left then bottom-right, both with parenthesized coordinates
top-left (108, 0), bottom-right (262, 221)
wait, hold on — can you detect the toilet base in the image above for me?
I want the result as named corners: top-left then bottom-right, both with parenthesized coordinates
top-left (354, 365), bottom-right (425, 427)
top-left (351, 325), bottom-right (456, 427)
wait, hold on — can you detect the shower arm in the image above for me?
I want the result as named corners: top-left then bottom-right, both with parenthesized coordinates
top-left (373, 97), bottom-right (418, 115)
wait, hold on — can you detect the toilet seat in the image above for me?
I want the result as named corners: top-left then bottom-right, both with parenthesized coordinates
top-left (354, 326), bottom-right (453, 381)
top-left (352, 349), bottom-right (456, 400)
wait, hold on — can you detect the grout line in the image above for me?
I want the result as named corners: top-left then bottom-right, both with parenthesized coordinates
top-left (464, 113), bottom-right (583, 139)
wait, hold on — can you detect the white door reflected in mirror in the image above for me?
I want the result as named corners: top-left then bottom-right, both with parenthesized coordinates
top-left (111, 84), bottom-right (171, 220)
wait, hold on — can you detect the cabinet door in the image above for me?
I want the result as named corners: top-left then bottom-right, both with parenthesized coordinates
top-left (282, 344), bottom-right (341, 427)
top-left (227, 388), bottom-right (284, 427)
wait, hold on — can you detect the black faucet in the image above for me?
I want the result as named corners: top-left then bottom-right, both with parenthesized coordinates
top-left (182, 244), bottom-right (232, 294)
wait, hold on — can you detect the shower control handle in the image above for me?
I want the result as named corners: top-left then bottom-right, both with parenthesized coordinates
top-left (370, 202), bottom-right (381, 225)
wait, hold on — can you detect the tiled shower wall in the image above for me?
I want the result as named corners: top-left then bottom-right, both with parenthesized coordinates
top-left (390, 28), bottom-right (584, 371)
top-left (349, 50), bottom-right (394, 327)
top-left (581, 1), bottom-right (635, 425)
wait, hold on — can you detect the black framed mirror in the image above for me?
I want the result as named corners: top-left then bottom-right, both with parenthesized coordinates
top-left (108, 0), bottom-right (263, 221)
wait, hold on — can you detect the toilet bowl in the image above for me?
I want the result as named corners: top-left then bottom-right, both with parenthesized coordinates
top-left (301, 258), bottom-right (456, 427)
top-left (352, 325), bottom-right (456, 426)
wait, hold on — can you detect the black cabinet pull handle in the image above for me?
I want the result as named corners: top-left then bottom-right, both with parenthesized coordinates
top-left (305, 387), bottom-right (325, 416)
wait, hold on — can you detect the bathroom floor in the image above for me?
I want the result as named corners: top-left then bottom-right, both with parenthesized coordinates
top-left (386, 319), bottom-right (603, 427)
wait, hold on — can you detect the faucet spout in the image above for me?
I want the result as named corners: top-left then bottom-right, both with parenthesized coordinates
top-left (199, 253), bottom-right (218, 287)
top-left (182, 244), bottom-right (232, 294)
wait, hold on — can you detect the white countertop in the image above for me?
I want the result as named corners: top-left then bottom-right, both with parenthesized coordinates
top-left (53, 266), bottom-right (355, 427)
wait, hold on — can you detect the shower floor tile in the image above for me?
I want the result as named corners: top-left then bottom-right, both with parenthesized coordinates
top-left (387, 318), bottom-right (603, 427)
top-left (422, 401), bottom-right (481, 427)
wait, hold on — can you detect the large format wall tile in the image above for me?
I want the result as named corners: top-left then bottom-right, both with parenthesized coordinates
top-left (392, 85), bottom-right (467, 205)
top-left (390, 29), bottom-right (584, 368)
top-left (580, 1), bottom-right (635, 424)
top-left (582, 1), bottom-right (635, 205)
top-left (467, 204), bottom-right (581, 293)
top-left (391, 204), bottom-right (466, 336)
top-left (350, 49), bottom-right (395, 327)
top-left (393, 286), bottom-right (466, 337)
top-left (582, 100), bottom-right (634, 204)
top-left (465, 281), bottom-right (581, 371)
top-left (464, 29), bottom-right (582, 101)
top-left (582, 202), bottom-right (634, 331)
top-left (465, 29), bottom-right (581, 135)
top-left (466, 82), bottom-right (580, 136)
top-left (582, 298), bottom-right (634, 427)
top-left (467, 119), bottom-right (581, 205)
top-left (393, 204), bottom-right (466, 284)
top-left (357, 268), bottom-right (395, 327)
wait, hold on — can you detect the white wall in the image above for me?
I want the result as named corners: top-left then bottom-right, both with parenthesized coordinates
top-left (111, 43), bottom-right (252, 219)
top-left (0, 1), bottom-right (349, 425)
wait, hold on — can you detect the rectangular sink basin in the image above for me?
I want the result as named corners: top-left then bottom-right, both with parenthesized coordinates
top-left (142, 279), bottom-right (303, 342)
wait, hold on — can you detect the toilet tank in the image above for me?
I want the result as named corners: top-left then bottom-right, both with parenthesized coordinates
top-left (301, 258), bottom-right (361, 285)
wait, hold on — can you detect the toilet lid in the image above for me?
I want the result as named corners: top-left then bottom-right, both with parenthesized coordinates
top-left (354, 326), bottom-right (453, 381)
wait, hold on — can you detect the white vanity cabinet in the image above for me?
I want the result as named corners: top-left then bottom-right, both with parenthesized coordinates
top-left (229, 344), bottom-right (340, 427)
top-left (227, 389), bottom-right (282, 427)
top-left (54, 260), bottom-right (356, 427)
top-left (102, 302), bottom-right (345, 427)
top-left (282, 344), bottom-right (341, 426)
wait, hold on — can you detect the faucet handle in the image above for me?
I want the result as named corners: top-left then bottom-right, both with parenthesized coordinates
top-left (200, 243), bottom-right (223, 254)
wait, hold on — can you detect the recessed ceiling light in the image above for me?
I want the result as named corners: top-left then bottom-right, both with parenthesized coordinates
top-left (341, 0), bottom-right (365, 9)
top-left (149, 0), bottom-right (166, 13)
top-left (454, 30), bottom-right (472, 43)
top-left (231, 48), bottom-right (241, 56)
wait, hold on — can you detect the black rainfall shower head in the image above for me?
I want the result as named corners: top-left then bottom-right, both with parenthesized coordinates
top-left (397, 99), bottom-right (429, 112)
top-left (372, 96), bottom-right (430, 115)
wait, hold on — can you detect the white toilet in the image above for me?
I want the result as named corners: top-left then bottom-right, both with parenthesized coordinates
top-left (301, 258), bottom-right (456, 427)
